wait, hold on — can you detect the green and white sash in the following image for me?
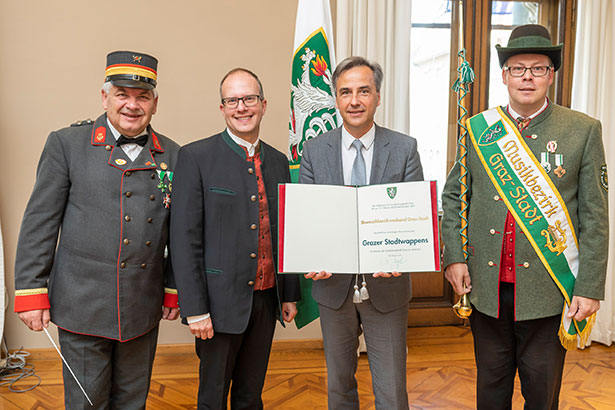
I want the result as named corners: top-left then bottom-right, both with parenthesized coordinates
top-left (467, 107), bottom-right (594, 350)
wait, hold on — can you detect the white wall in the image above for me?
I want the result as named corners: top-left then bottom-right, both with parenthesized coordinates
top-left (0, 0), bottom-right (324, 349)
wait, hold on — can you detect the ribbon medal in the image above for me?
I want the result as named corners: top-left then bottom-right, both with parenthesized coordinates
top-left (156, 169), bottom-right (173, 207)
top-left (554, 154), bottom-right (566, 178)
top-left (546, 141), bottom-right (566, 178)
top-left (540, 152), bottom-right (551, 173)
top-left (541, 141), bottom-right (561, 175)
top-left (157, 170), bottom-right (167, 192)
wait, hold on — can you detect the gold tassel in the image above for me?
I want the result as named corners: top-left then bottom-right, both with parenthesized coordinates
top-left (557, 313), bottom-right (597, 351)
top-left (558, 325), bottom-right (578, 351)
top-left (578, 313), bottom-right (596, 347)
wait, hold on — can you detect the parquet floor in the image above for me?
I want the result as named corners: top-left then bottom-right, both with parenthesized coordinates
top-left (2, 325), bottom-right (615, 409)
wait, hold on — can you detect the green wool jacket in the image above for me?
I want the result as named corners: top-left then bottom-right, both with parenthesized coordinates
top-left (441, 102), bottom-right (609, 320)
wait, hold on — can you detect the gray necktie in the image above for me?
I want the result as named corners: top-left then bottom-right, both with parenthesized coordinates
top-left (351, 139), bottom-right (366, 186)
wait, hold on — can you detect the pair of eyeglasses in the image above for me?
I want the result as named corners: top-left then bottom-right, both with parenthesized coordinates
top-left (221, 95), bottom-right (262, 108)
top-left (505, 66), bottom-right (553, 77)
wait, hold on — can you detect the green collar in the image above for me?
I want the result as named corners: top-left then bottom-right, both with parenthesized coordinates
top-left (221, 130), bottom-right (265, 161)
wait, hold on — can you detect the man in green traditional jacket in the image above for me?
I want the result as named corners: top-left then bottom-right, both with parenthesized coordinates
top-left (442, 24), bottom-right (608, 409)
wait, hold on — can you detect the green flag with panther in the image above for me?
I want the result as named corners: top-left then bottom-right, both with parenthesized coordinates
top-left (288, 0), bottom-right (338, 328)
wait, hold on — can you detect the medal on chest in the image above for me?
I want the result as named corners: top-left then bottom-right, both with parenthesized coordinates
top-left (540, 140), bottom-right (565, 178)
top-left (156, 166), bottom-right (174, 208)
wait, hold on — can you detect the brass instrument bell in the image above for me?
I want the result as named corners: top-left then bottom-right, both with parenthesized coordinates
top-left (453, 287), bottom-right (472, 319)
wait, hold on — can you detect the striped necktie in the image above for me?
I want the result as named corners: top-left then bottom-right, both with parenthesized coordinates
top-left (516, 117), bottom-right (530, 132)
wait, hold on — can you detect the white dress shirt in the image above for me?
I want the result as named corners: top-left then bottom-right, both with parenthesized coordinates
top-left (107, 120), bottom-right (145, 162)
top-left (341, 124), bottom-right (376, 185)
top-left (507, 98), bottom-right (548, 121)
top-left (227, 128), bottom-right (260, 156)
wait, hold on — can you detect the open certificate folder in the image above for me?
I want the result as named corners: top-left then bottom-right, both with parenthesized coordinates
top-left (278, 181), bottom-right (441, 274)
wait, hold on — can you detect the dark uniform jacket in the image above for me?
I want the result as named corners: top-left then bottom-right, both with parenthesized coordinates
top-left (170, 131), bottom-right (300, 334)
top-left (442, 103), bottom-right (609, 320)
top-left (14, 113), bottom-right (179, 341)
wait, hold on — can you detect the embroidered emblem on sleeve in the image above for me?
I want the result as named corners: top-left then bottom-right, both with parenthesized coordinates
top-left (601, 164), bottom-right (608, 192)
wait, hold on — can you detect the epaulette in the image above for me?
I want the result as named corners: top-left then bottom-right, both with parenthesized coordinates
top-left (70, 118), bottom-right (94, 127)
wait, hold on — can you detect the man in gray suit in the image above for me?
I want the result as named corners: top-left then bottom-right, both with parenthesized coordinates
top-left (299, 56), bottom-right (423, 410)
top-left (14, 51), bottom-right (179, 409)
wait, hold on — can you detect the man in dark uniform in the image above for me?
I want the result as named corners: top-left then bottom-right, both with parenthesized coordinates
top-left (14, 51), bottom-right (180, 409)
top-left (442, 25), bottom-right (608, 409)
top-left (170, 68), bottom-right (300, 409)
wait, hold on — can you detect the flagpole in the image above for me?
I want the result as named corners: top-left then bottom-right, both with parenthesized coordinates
top-left (451, 0), bottom-right (475, 318)
top-left (452, 0), bottom-right (474, 261)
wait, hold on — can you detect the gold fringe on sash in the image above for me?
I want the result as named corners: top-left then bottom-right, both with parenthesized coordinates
top-left (558, 312), bottom-right (596, 350)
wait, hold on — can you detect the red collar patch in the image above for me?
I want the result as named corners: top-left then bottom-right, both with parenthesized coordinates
top-left (151, 132), bottom-right (164, 152)
top-left (92, 126), bottom-right (107, 145)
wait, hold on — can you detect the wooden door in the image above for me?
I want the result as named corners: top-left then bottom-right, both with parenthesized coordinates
top-left (409, 270), bottom-right (463, 326)
top-left (408, 214), bottom-right (463, 326)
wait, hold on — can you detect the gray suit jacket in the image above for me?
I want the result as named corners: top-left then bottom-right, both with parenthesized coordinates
top-left (298, 125), bottom-right (423, 312)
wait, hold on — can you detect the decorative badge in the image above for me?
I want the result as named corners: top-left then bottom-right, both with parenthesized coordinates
top-left (546, 140), bottom-right (557, 153)
top-left (541, 220), bottom-right (567, 256)
top-left (115, 159), bottom-right (127, 166)
top-left (601, 164), bottom-right (609, 192)
top-left (387, 187), bottom-right (397, 199)
top-left (160, 162), bottom-right (168, 171)
top-left (478, 120), bottom-right (507, 145)
top-left (554, 154), bottom-right (565, 178)
top-left (94, 126), bottom-right (106, 143)
top-left (163, 193), bottom-right (171, 209)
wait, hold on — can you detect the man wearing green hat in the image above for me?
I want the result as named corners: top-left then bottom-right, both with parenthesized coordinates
top-left (442, 24), bottom-right (608, 408)
top-left (14, 51), bottom-right (180, 409)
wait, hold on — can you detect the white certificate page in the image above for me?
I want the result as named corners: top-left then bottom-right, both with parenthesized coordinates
top-left (279, 184), bottom-right (359, 273)
top-left (357, 181), bottom-right (439, 273)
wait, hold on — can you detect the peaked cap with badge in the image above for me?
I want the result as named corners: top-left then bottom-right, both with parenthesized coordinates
top-left (105, 50), bottom-right (158, 89)
top-left (495, 24), bottom-right (563, 71)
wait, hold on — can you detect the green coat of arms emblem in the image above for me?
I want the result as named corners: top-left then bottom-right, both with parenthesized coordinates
top-left (478, 120), bottom-right (507, 145)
